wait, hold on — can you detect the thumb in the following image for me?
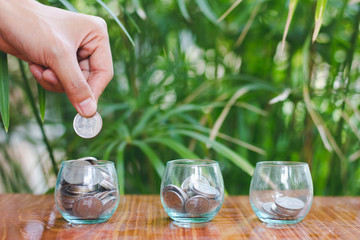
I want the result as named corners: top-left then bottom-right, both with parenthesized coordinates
top-left (52, 54), bottom-right (97, 117)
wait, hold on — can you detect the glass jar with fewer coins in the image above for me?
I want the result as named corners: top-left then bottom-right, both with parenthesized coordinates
top-left (55, 158), bottom-right (119, 224)
top-left (249, 161), bottom-right (313, 224)
top-left (161, 159), bottom-right (224, 223)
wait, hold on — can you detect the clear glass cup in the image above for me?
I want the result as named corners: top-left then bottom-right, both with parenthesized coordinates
top-left (55, 159), bottom-right (119, 224)
top-left (160, 159), bottom-right (224, 223)
top-left (249, 161), bottom-right (313, 224)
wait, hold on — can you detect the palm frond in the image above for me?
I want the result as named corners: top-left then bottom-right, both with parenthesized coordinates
top-left (281, 0), bottom-right (299, 51)
top-left (170, 129), bottom-right (254, 176)
top-left (218, 0), bottom-right (243, 22)
top-left (312, 0), bottom-right (328, 42)
top-left (96, 0), bottom-right (135, 46)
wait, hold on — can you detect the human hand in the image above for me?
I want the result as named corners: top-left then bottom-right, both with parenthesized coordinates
top-left (0, 0), bottom-right (113, 117)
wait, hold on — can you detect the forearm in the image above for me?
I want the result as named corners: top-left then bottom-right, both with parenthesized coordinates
top-left (0, 0), bottom-right (42, 60)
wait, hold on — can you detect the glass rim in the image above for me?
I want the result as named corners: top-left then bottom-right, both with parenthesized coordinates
top-left (256, 161), bottom-right (308, 167)
top-left (167, 159), bottom-right (218, 166)
top-left (62, 159), bottom-right (114, 167)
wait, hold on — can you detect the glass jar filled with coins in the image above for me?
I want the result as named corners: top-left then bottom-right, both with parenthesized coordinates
top-left (55, 158), bottom-right (119, 224)
top-left (160, 159), bottom-right (224, 223)
top-left (249, 161), bottom-right (313, 224)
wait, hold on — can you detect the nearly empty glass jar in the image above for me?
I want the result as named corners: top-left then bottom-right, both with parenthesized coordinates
top-left (160, 159), bottom-right (224, 223)
top-left (249, 161), bottom-right (313, 224)
top-left (55, 158), bottom-right (119, 224)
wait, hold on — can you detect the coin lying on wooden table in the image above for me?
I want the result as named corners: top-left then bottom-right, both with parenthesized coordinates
top-left (73, 112), bottom-right (103, 138)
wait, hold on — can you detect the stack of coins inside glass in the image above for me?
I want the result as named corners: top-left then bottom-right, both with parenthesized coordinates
top-left (162, 176), bottom-right (222, 215)
top-left (262, 196), bottom-right (306, 220)
top-left (57, 157), bottom-right (118, 220)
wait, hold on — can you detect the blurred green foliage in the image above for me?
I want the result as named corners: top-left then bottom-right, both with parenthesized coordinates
top-left (0, 0), bottom-right (359, 195)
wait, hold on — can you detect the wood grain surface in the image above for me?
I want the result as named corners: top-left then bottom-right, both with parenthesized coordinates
top-left (0, 194), bottom-right (359, 239)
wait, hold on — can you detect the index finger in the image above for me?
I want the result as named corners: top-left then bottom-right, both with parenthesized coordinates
top-left (52, 52), bottom-right (97, 118)
top-left (78, 32), bottom-right (113, 100)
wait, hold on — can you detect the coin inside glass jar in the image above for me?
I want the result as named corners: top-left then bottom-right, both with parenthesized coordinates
top-left (163, 184), bottom-right (188, 201)
top-left (191, 182), bottom-right (220, 199)
top-left (162, 179), bottom-right (222, 216)
top-left (56, 159), bottom-right (120, 224)
top-left (101, 196), bottom-right (117, 213)
top-left (275, 197), bottom-right (305, 211)
top-left (67, 184), bottom-right (97, 195)
top-left (270, 203), bottom-right (298, 219)
top-left (63, 162), bottom-right (103, 185)
top-left (163, 190), bottom-right (186, 212)
top-left (261, 196), bottom-right (305, 220)
top-left (73, 112), bottom-right (103, 138)
top-left (181, 175), bottom-right (210, 190)
top-left (185, 195), bottom-right (210, 214)
top-left (262, 202), bottom-right (278, 216)
top-left (77, 156), bottom-right (98, 165)
top-left (62, 160), bottom-right (91, 184)
top-left (73, 196), bottom-right (103, 219)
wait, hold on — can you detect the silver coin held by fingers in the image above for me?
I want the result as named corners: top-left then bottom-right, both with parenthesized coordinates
top-left (73, 112), bottom-right (103, 138)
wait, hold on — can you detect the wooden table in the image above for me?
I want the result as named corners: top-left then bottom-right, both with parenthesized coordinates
top-left (0, 195), bottom-right (359, 239)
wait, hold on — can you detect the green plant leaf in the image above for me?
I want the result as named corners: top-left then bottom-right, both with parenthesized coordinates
top-left (312, 0), bottom-right (327, 42)
top-left (132, 107), bottom-right (159, 137)
top-left (59, 0), bottom-right (78, 12)
top-left (218, 0), bottom-right (243, 22)
top-left (235, 1), bottom-right (261, 47)
top-left (0, 51), bottom-right (9, 132)
top-left (210, 87), bottom-right (249, 141)
top-left (170, 123), bottom-right (266, 155)
top-left (116, 142), bottom-right (127, 195)
top-left (132, 140), bottom-right (165, 178)
top-left (123, 8), bottom-right (141, 33)
top-left (37, 83), bottom-right (46, 122)
top-left (146, 137), bottom-right (200, 159)
top-left (177, 0), bottom-right (191, 22)
top-left (19, 60), bottom-right (58, 175)
top-left (195, 0), bottom-right (218, 24)
top-left (281, 0), bottom-right (299, 51)
top-left (153, 104), bottom-right (201, 125)
top-left (103, 140), bottom-right (121, 160)
top-left (301, 37), bottom-right (344, 161)
top-left (170, 129), bottom-right (254, 176)
top-left (132, 0), bottom-right (147, 20)
top-left (96, 0), bottom-right (135, 47)
top-left (100, 102), bottom-right (129, 116)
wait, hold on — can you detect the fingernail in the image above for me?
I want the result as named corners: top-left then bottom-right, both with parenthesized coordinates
top-left (79, 97), bottom-right (97, 117)
top-left (31, 67), bottom-right (42, 80)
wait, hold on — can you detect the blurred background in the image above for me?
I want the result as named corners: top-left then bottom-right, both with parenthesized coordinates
top-left (0, 0), bottom-right (359, 196)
